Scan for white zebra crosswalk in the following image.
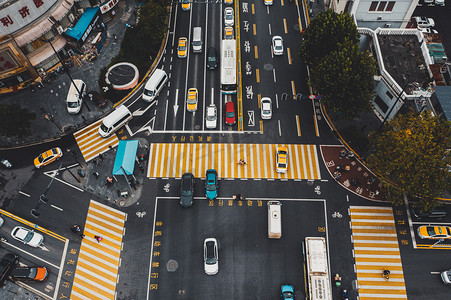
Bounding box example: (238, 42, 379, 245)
(350, 206, 407, 299)
(147, 143, 321, 179)
(71, 200, 127, 300)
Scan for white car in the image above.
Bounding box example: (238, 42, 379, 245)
(264, 0, 273, 5)
(224, 7, 234, 27)
(414, 16, 435, 28)
(205, 104, 217, 129)
(204, 238, 218, 275)
(11, 226, 44, 248)
(418, 27, 438, 34)
(435, 0, 444, 5)
(261, 97, 272, 119)
(272, 36, 284, 55)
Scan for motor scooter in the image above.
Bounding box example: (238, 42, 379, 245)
(0, 157, 12, 168)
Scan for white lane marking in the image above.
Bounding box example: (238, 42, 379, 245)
(278, 120, 282, 136)
(19, 191, 30, 197)
(273, 68, 276, 82)
(51, 205, 63, 211)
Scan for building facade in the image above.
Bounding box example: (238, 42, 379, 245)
(0, 0, 120, 94)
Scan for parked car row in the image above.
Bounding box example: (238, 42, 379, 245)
(179, 169, 218, 208)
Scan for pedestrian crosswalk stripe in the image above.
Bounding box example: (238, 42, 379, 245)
(350, 206, 407, 300)
(73, 120, 119, 162)
(71, 200, 126, 300)
(147, 143, 321, 179)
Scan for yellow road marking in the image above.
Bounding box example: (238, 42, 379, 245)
(256, 69, 260, 83)
(287, 48, 292, 65)
(252, 3, 255, 14)
(260, 120, 263, 134)
(291, 81, 295, 96)
(254, 45, 258, 59)
(253, 23, 256, 35)
(258, 94, 261, 108)
(0, 209, 66, 242)
(296, 115, 301, 136)
(283, 18, 287, 33)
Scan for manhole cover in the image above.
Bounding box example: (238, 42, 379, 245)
(167, 259, 179, 272)
(178, 290, 185, 295)
(264, 63, 274, 71)
(194, 124, 201, 130)
(119, 200, 125, 206)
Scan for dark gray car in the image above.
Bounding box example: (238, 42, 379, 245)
(207, 47, 218, 70)
(180, 173, 194, 208)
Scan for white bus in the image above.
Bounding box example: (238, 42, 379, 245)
(305, 237, 331, 300)
(220, 39, 237, 94)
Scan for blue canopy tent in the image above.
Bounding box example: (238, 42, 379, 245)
(65, 7, 100, 43)
(113, 140, 139, 176)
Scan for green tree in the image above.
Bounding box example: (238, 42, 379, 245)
(0, 104, 36, 137)
(310, 40, 376, 119)
(367, 111, 451, 210)
(300, 9, 360, 68)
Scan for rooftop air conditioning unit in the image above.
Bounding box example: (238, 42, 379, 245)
(377, 16, 382, 20)
(68, 13, 74, 22)
(56, 26, 64, 34)
(77, 8, 84, 14)
(385, 23, 391, 28)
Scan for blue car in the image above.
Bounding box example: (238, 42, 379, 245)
(281, 284, 295, 299)
(205, 169, 218, 199)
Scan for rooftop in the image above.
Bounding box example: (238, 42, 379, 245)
(377, 34, 431, 93)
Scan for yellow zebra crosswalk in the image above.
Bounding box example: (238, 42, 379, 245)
(73, 120, 119, 162)
(71, 200, 127, 300)
(350, 206, 407, 299)
(147, 143, 321, 179)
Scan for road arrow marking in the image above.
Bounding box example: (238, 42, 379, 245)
(174, 88, 179, 117)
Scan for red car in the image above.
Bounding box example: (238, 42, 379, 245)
(225, 101, 236, 125)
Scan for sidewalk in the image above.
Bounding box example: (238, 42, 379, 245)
(0, 0, 135, 149)
(321, 145, 386, 202)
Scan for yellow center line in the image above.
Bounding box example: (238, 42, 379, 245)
(254, 45, 258, 59)
(252, 3, 255, 14)
(303, 0, 310, 24)
(258, 94, 262, 108)
(235, 0, 243, 131)
(296, 115, 301, 136)
(0, 209, 67, 242)
(283, 18, 287, 34)
(253, 23, 256, 35)
(291, 80, 296, 96)
(256, 69, 260, 83)
(287, 48, 292, 65)
(281, 0, 285, 6)
(260, 120, 263, 133)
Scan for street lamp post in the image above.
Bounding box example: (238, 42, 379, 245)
(42, 37, 82, 96)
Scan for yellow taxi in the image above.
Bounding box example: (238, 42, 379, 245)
(34, 147, 63, 168)
(417, 225, 451, 239)
(224, 0, 233, 5)
(187, 88, 198, 112)
(181, 0, 191, 11)
(178, 37, 187, 58)
(224, 27, 234, 40)
(276, 146, 288, 173)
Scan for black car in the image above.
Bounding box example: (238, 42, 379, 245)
(207, 47, 218, 70)
(411, 205, 447, 220)
(180, 173, 194, 208)
(0, 253, 18, 285)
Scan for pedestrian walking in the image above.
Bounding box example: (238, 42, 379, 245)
(93, 171, 99, 178)
(71, 225, 80, 233)
(116, 189, 121, 197)
(94, 235, 102, 243)
(79, 232, 85, 238)
(98, 153, 104, 161)
(106, 176, 113, 186)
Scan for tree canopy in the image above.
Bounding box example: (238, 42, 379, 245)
(309, 40, 376, 119)
(300, 9, 360, 68)
(300, 9, 376, 120)
(367, 111, 451, 210)
(0, 104, 36, 137)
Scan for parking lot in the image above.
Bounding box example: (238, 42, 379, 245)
(148, 197, 328, 299)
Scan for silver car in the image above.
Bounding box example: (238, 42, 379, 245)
(224, 7, 234, 27)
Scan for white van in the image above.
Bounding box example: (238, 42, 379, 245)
(142, 69, 168, 102)
(98, 105, 132, 137)
(66, 79, 86, 114)
(192, 27, 203, 53)
(267, 201, 282, 239)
